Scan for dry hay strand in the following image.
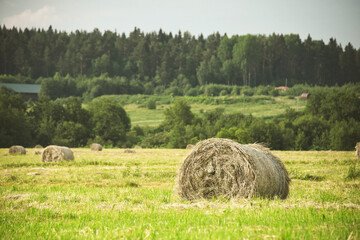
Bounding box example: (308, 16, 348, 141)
(34, 144, 43, 149)
(186, 144, 195, 149)
(177, 138, 290, 201)
(9, 145, 26, 155)
(90, 143, 102, 151)
(42, 145, 74, 162)
(124, 148, 136, 153)
(355, 142, 360, 159)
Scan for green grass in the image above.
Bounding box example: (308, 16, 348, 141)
(121, 95, 306, 127)
(1, 148, 359, 239)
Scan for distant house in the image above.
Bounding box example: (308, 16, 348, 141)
(300, 93, 310, 99)
(0, 83, 41, 101)
(275, 86, 289, 91)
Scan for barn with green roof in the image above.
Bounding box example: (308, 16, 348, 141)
(0, 83, 41, 101)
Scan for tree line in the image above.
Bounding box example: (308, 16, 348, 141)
(1, 26, 359, 91)
(1, 84, 359, 150)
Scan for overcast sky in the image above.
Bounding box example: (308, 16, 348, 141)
(0, 0, 359, 48)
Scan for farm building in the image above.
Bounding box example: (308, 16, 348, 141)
(0, 83, 41, 101)
(300, 93, 310, 99)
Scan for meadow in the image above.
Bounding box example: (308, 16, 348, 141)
(0, 148, 359, 239)
(118, 95, 307, 127)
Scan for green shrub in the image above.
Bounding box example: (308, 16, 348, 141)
(270, 89, 280, 97)
(146, 98, 156, 109)
(186, 88, 199, 96)
(219, 89, 228, 96)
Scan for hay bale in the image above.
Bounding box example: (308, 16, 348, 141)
(42, 145, 74, 162)
(34, 150, 42, 155)
(135, 145, 142, 149)
(34, 145, 43, 149)
(186, 144, 195, 149)
(177, 138, 290, 200)
(124, 148, 136, 153)
(90, 143, 102, 151)
(9, 146, 26, 155)
(356, 142, 360, 159)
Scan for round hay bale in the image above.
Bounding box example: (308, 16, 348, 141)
(186, 144, 195, 149)
(90, 143, 102, 151)
(42, 145, 74, 162)
(177, 138, 290, 200)
(134, 145, 142, 149)
(34, 145, 43, 149)
(124, 148, 136, 153)
(9, 146, 26, 155)
(355, 142, 360, 159)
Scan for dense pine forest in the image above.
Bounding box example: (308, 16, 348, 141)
(1, 26, 359, 91)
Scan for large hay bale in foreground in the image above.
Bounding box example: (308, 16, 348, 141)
(90, 143, 102, 151)
(42, 145, 74, 162)
(356, 142, 360, 159)
(9, 146, 26, 155)
(178, 138, 290, 200)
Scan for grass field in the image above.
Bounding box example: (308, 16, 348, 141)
(0, 148, 359, 239)
(122, 96, 306, 127)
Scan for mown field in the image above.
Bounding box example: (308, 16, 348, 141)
(120, 95, 306, 127)
(0, 148, 359, 239)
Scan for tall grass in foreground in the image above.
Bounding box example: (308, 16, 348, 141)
(0, 149, 359, 239)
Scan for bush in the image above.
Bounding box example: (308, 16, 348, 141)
(231, 86, 240, 96)
(255, 85, 271, 95)
(270, 89, 280, 97)
(186, 88, 199, 96)
(241, 87, 254, 96)
(164, 86, 183, 96)
(205, 84, 222, 96)
(146, 98, 157, 109)
(154, 86, 164, 95)
(219, 89, 228, 96)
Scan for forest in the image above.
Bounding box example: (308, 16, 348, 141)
(0, 26, 360, 150)
(1, 25, 360, 93)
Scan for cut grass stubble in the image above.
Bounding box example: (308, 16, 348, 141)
(0, 148, 359, 239)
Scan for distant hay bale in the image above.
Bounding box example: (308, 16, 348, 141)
(42, 145, 74, 162)
(34, 150, 42, 155)
(9, 146, 26, 155)
(90, 143, 102, 151)
(186, 144, 195, 149)
(356, 142, 360, 159)
(34, 145, 43, 149)
(124, 148, 136, 153)
(135, 145, 142, 149)
(177, 138, 290, 201)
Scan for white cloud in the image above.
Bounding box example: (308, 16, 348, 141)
(2, 5, 58, 29)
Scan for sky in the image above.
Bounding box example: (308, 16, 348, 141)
(0, 0, 359, 48)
